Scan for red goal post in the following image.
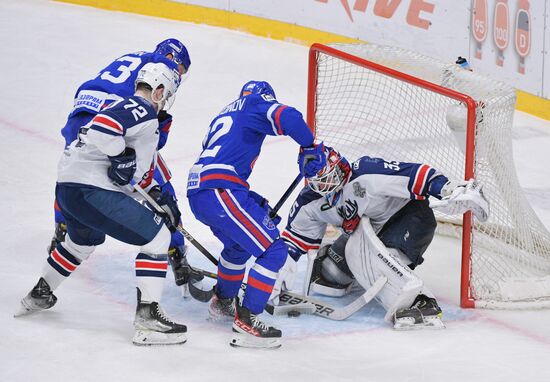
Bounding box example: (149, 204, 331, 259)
(307, 43, 550, 309)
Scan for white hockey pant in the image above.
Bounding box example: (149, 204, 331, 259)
(345, 217, 423, 321)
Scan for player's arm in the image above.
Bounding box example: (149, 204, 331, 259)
(282, 188, 327, 261)
(354, 156, 489, 221)
(157, 110, 172, 150)
(254, 99, 326, 176)
(352, 156, 448, 200)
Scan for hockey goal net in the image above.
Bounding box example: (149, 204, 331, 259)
(307, 43, 550, 308)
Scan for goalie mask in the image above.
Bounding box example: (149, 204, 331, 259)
(307, 147, 351, 206)
(135, 62, 181, 111)
(239, 80, 276, 100)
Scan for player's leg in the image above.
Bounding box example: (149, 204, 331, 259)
(155, 180, 190, 287)
(204, 231, 249, 321)
(345, 216, 425, 323)
(16, 187, 104, 316)
(377, 200, 443, 329)
(189, 189, 284, 348)
(67, 186, 187, 345)
(27, 185, 185, 344)
(46, 112, 95, 254)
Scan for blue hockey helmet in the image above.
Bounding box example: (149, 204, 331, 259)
(239, 80, 276, 100)
(155, 38, 191, 72)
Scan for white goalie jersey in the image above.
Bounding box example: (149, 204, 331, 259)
(282, 156, 448, 257)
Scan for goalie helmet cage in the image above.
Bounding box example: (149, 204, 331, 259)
(307, 43, 550, 309)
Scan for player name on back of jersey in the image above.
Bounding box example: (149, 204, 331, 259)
(219, 98, 246, 115)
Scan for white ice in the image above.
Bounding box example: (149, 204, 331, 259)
(1, 1, 549, 381)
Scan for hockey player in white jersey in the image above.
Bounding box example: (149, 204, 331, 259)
(274, 146, 489, 329)
(16, 62, 188, 345)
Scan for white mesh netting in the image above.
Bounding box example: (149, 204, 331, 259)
(311, 43, 550, 308)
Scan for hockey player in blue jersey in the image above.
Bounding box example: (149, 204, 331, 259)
(186, 80, 326, 348)
(272, 146, 489, 330)
(17, 62, 188, 345)
(48, 39, 192, 290)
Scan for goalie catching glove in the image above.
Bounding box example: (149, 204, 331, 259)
(430, 179, 489, 222)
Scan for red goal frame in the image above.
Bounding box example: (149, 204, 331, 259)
(306, 43, 478, 308)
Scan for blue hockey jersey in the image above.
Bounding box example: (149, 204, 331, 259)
(61, 52, 178, 144)
(187, 93, 314, 194)
(71, 52, 178, 117)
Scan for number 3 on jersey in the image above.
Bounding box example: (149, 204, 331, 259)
(100, 56, 141, 84)
(200, 115, 233, 158)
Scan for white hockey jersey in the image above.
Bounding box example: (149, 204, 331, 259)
(57, 96, 159, 193)
(282, 156, 447, 256)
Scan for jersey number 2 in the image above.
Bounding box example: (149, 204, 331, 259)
(200, 115, 233, 158)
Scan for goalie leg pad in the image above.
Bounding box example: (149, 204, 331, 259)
(345, 217, 423, 321)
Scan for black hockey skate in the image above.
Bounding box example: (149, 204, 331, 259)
(231, 297, 281, 349)
(46, 222, 67, 255)
(393, 294, 444, 330)
(132, 288, 187, 346)
(15, 277, 57, 317)
(208, 292, 236, 321)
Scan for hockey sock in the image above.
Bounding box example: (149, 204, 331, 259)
(243, 264, 277, 314)
(43, 243, 82, 290)
(135, 253, 168, 302)
(216, 257, 246, 299)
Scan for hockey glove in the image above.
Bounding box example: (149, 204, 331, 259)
(168, 245, 191, 286)
(342, 214, 361, 235)
(298, 142, 326, 178)
(108, 147, 136, 186)
(157, 110, 173, 150)
(148, 186, 182, 231)
(429, 179, 489, 222)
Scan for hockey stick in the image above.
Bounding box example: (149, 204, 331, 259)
(192, 265, 384, 320)
(269, 173, 303, 218)
(190, 267, 317, 316)
(280, 276, 387, 321)
(130, 180, 218, 266)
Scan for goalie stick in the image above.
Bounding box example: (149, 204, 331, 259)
(279, 276, 387, 321)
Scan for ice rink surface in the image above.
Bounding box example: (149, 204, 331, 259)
(1, 1, 549, 381)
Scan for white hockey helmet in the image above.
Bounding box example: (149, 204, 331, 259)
(135, 62, 181, 110)
(307, 147, 351, 206)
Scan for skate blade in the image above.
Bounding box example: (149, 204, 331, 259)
(14, 300, 41, 317)
(132, 330, 187, 346)
(14, 305, 33, 317)
(393, 316, 446, 331)
(230, 332, 281, 349)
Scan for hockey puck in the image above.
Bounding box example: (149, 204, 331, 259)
(287, 310, 301, 317)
